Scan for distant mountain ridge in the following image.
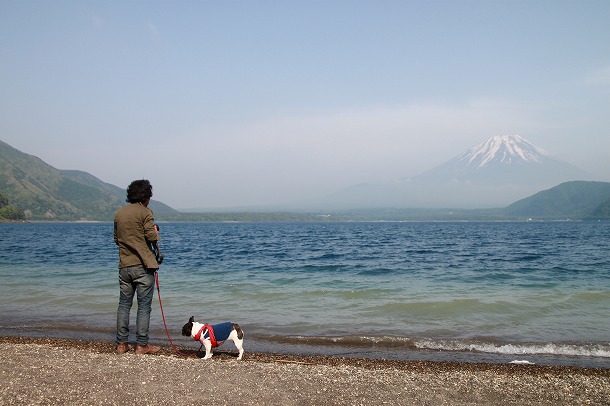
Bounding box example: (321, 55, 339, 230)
(0, 140, 177, 220)
(297, 180, 610, 221)
(319, 135, 597, 209)
(2, 139, 609, 221)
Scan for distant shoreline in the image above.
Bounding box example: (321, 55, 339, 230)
(3, 218, 603, 224)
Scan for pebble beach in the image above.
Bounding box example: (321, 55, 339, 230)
(1, 336, 609, 405)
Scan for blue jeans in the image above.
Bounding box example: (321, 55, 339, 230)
(116, 265, 156, 346)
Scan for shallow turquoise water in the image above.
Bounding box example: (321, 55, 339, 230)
(1, 221, 609, 367)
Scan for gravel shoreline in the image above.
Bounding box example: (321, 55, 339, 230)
(1, 336, 609, 405)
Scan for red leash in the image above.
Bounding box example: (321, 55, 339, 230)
(155, 271, 202, 358)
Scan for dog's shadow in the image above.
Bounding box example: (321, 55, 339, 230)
(178, 347, 242, 360)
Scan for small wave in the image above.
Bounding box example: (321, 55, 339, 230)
(415, 339, 610, 358)
(253, 333, 610, 360)
(510, 360, 535, 365)
(255, 334, 418, 350)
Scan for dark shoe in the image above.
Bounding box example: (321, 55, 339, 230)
(135, 344, 160, 355)
(116, 342, 132, 354)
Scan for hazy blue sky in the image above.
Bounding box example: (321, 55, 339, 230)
(1, 1, 609, 209)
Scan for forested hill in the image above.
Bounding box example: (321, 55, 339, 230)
(502, 181, 610, 220)
(0, 140, 177, 221)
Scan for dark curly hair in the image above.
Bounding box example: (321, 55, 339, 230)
(126, 179, 153, 204)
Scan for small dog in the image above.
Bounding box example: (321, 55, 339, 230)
(181, 316, 244, 360)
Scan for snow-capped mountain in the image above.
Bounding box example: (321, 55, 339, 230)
(415, 134, 590, 187)
(458, 134, 547, 168)
(319, 135, 595, 209)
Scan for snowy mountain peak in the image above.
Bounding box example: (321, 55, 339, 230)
(460, 135, 549, 168)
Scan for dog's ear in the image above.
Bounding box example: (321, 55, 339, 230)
(189, 316, 195, 323)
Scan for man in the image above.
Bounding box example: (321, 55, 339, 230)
(114, 179, 162, 355)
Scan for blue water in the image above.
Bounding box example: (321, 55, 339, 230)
(1, 221, 609, 368)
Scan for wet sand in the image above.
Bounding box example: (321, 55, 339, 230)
(1, 336, 609, 405)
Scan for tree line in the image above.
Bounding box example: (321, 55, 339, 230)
(0, 193, 25, 221)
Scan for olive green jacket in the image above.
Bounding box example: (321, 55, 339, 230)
(114, 203, 160, 269)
